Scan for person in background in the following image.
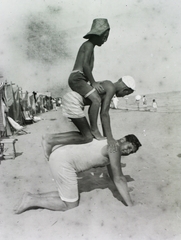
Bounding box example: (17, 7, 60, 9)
(52, 98, 57, 111)
(142, 95, 147, 111)
(111, 95, 119, 109)
(152, 99, 158, 111)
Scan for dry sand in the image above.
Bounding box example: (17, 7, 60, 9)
(0, 96, 181, 240)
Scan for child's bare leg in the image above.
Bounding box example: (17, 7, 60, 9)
(42, 117, 93, 159)
(14, 191, 78, 214)
(42, 132, 80, 159)
(87, 92, 105, 140)
(42, 132, 87, 159)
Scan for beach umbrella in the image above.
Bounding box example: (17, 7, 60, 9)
(135, 95, 141, 100)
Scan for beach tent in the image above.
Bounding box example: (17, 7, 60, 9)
(13, 86, 23, 124)
(0, 82, 13, 137)
(0, 82, 6, 137)
(35, 92, 52, 113)
(4, 83, 16, 121)
(4, 83, 23, 125)
(21, 91, 31, 111)
(29, 94, 36, 115)
(4, 85, 33, 132)
(20, 91, 34, 124)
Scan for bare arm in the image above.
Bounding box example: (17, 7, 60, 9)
(100, 81, 118, 151)
(82, 42, 104, 93)
(107, 149, 133, 206)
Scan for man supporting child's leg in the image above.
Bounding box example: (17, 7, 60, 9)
(42, 117, 94, 159)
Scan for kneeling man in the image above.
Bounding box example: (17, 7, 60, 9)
(14, 134, 141, 214)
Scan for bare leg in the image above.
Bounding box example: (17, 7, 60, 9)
(42, 132, 83, 159)
(14, 191, 78, 214)
(42, 117, 93, 159)
(87, 92, 105, 140)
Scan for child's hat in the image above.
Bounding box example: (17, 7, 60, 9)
(122, 76, 136, 90)
(83, 18, 110, 39)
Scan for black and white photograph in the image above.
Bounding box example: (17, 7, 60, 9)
(0, 1, 181, 239)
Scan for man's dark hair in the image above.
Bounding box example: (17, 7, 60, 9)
(125, 134, 142, 152)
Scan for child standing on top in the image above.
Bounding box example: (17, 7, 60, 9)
(68, 18, 110, 140)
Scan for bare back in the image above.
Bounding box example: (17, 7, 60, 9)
(73, 41, 94, 72)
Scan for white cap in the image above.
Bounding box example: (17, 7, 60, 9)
(122, 76, 136, 90)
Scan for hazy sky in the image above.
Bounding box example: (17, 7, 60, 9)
(0, 0, 181, 96)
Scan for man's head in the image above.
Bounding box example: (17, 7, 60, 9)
(115, 76, 135, 97)
(118, 134, 142, 156)
(83, 18, 110, 46)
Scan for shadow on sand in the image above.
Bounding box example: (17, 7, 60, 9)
(78, 166, 134, 206)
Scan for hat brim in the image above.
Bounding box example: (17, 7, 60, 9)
(83, 27, 110, 39)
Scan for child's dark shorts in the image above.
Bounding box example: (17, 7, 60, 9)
(68, 70, 95, 98)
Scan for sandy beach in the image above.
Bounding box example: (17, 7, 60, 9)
(0, 93, 181, 240)
(1, 0, 181, 239)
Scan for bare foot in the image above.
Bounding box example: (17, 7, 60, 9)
(14, 192, 33, 214)
(91, 130, 106, 140)
(41, 135, 52, 160)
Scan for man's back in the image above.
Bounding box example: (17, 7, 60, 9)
(49, 139, 109, 172)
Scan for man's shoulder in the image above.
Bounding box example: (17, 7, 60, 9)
(100, 81, 116, 103)
(101, 80, 114, 86)
(102, 80, 115, 92)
